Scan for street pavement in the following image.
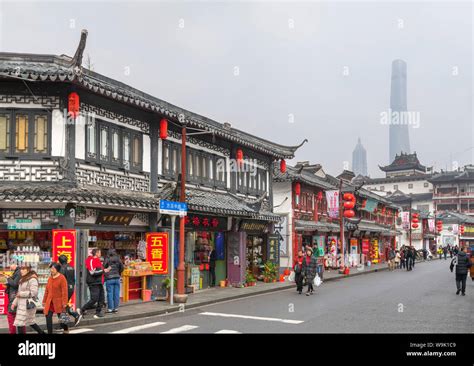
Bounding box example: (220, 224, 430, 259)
(69, 259, 473, 334)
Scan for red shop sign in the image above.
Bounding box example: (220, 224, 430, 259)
(362, 239, 370, 255)
(0, 284, 8, 315)
(146, 232, 169, 275)
(52, 230, 77, 308)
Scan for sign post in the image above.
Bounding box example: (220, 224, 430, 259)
(159, 200, 188, 305)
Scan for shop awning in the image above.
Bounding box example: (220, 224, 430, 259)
(0, 183, 161, 211)
(294, 220, 340, 233)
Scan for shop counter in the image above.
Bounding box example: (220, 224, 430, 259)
(122, 271, 154, 303)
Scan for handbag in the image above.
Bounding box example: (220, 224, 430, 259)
(26, 296, 41, 310)
(59, 312, 71, 325)
(288, 271, 295, 282)
(313, 274, 322, 287)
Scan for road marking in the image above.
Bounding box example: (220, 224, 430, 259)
(161, 325, 199, 334)
(112, 321, 167, 334)
(200, 312, 304, 324)
(68, 328, 94, 334)
(215, 329, 241, 334)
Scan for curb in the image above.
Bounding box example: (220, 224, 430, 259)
(0, 260, 428, 332)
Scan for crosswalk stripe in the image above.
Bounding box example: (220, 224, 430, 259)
(112, 321, 167, 334)
(200, 312, 304, 324)
(161, 325, 199, 334)
(68, 328, 94, 334)
(215, 329, 241, 334)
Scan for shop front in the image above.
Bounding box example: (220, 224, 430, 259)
(242, 220, 275, 281)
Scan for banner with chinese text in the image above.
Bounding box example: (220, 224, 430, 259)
(146, 232, 169, 275)
(52, 230, 76, 307)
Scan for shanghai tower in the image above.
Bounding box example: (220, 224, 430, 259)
(389, 59, 411, 162)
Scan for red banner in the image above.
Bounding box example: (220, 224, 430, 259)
(52, 230, 76, 307)
(146, 232, 169, 275)
(362, 239, 370, 255)
(0, 284, 7, 315)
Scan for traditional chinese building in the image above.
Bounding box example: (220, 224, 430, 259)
(0, 30, 305, 305)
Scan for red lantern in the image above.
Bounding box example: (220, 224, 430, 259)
(236, 148, 244, 163)
(381, 207, 386, 215)
(159, 118, 168, 139)
(412, 218, 419, 224)
(412, 223, 419, 229)
(343, 193, 355, 201)
(460, 225, 465, 235)
(280, 159, 287, 173)
(317, 191, 323, 201)
(68, 92, 80, 118)
(344, 201, 355, 209)
(295, 182, 301, 196)
(343, 210, 355, 218)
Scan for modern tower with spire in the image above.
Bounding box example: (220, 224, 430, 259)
(389, 59, 411, 162)
(352, 137, 368, 177)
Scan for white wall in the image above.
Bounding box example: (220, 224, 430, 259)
(273, 181, 293, 268)
(142, 135, 151, 173)
(75, 114, 86, 160)
(52, 109, 66, 157)
(365, 179, 432, 195)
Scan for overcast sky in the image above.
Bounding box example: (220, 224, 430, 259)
(0, 0, 472, 177)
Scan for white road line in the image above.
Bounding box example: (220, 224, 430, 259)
(161, 325, 199, 334)
(68, 328, 94, 334)
(215, 329, 241, 334)
(200, 312, 304, 324)
(111, 321, 166, 334)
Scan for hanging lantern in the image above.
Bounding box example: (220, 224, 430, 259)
(343, 210, 355, 218)
(68, 92, 80, 118)
(381, 207, 386, 215)
(317, 191, 323, 201)
(344, 201, 355, 209)
(295, 182, 301, 196)
(343, 193, 355, 201)
(412, 223, 419, 229)
(280, 159, 287, 173)
(236, 148, 244, 163)
(460, 225, 465, 235)
(159, 118, 168, 139)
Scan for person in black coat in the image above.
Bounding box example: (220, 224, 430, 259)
(104, 249, 124, 313)
(293, 250, 304, 295)
(450, 247, 472, 296)
(58, 255, 80, 323)
(209, 248, 217, 287)
(405, 247, 413, 271)
(302, 247, 318, 296)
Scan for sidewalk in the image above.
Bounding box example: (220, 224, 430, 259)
(0, 260, 425, 333)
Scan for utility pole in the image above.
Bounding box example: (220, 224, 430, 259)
(339, 179, 345, 268)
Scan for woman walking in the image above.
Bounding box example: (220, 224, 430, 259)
(293, 250, 304, 295)
(394, 250, 401, 270)
(42, 263, 69, 334)
(104, 249, 124, 313)
(11, 265, 44, 334)
(302, 247, 318, 296)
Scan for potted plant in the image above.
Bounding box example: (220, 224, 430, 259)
(263, 261, 278, 283)
(162, 277, 175, 302)
(245, 271, 256, 286)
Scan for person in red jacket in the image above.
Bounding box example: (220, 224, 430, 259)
(77, 249, 110, 322)
(293, 250, 304, 295)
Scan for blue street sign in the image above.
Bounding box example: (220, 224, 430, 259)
(159, 200, 188, 215)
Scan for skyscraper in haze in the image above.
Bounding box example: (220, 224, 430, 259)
(352, 137, 368, 177)
(389, 59, 411, 162)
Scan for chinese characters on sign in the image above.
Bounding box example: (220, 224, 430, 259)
(52, 229, 76, 307)
(96, 212, 135, 226)
(267, 234, 279, 264)
(0, 284, 7, 315)
(325, 190, 339, 219)
(146, 233, 169, 275)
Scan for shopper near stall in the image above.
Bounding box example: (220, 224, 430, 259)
(394, 250, 401, 270)
(104, 249, 124, 313)
(405, 247, 413, 271)
(294, 250, 304, 294)
(450, 247, 472, 296)
(11, 265, 44, 334)
(43, 263, 69, 334)
(302, 247, 317, 296)
(80, 249, 110, 319)
(1, 262, 25, 334)
(208, 247, 217, 288)
(411, 247, 417, 269)
(58, 255, 80, 325)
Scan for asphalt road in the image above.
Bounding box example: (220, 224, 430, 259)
(71, 259, 473, 333)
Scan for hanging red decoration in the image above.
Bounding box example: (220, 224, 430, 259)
(317, 191, 323, 201)
(295, 182, 301, 196)
(381, 207, 386, 215)
(68, 92, 80, 118)
(280, 159, 287, 173)
(344, 201, 355, 209)
(159, 118, 168, 139)
(343, 193, 355, 201)
(343, 210, 355, 218)
(412, 223, 419, 229)
(460, 225, 465, 235)
(236, 148, 244, 163)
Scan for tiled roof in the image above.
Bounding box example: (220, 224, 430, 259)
(294, 220, 340, 232)
(273, 164, 336, 190)
(379, 152, 427, 173)
(0, 183, 161, 210)
(428, 166, 474, 183)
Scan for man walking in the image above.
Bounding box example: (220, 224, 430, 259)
(388, 247, 396, 271)
(406, 247, 413, 271)
(79, 249, 110, 319)
(450, 247, 472, 296)
(411, 246, 416, 269)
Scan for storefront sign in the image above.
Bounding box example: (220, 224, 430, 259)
(326, 190, 340, 219)
(267, 234, 280, 264)
(362, 239, 369, 254)
(0, 284, 7, 315)
(190, 266, 200, 289)
(52, 230, 76, 265)
(165, 214, 227, 231)
(428, 219, 435, 232)
(159, 200, 188, 215)
(452, 224, 459, 235)
(370, 239, 380, 264)
(146, 232, 169, 274)
(401, 212, 410, 229)
(7, 219, 41, 230)
(96, 212, 135, 226)
(350, 238, 358, 254)
(54, 209, 66, 217)
(240, 220, 269, 233)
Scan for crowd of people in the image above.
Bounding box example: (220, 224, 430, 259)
(1, 248, 124, 334)
(386, 245, 419, 271)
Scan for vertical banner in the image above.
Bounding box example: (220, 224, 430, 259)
(326, 190, 340, 219)
(0, 284, 7, 315)
(146, 232, 169, 274)
(362, 239, 370, 254)
(267, 234, 280, 265)
(52, 229, 77, 307)
(401, 212, 410, 229)
(428, 219, 435, 232)
(452, 224, 459, 235)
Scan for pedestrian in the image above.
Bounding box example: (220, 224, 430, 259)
(104, 249, 124, 313)
(302, 247, 318, 296)
(470, 251, 474, 282)
(208, 247, 217, 288)
(293, 250, 304, 294)
(400, 247, 406, 269)
(389, 247, 396, 271)
(453, 246, 459, 256)
(0, 262, 25, 334)
(58, 255, 80, 326)
(411, 247, 416, 269)
(10, 265, 44, 334)
(443, 246, 448, 260)
(422, 248, 428, 261)
(450, 247, 472, 296)
(449, 246, 453, 259)
(79, 249, 110, 319)
(42, 263, 69, 334)
(394, 250, 401, 269)
(406, 247, 413, 271)
(438, 247, 443, 260)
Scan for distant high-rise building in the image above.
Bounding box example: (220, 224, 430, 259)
(352, 137, 368, 177)
(389, 59, 411, 162)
